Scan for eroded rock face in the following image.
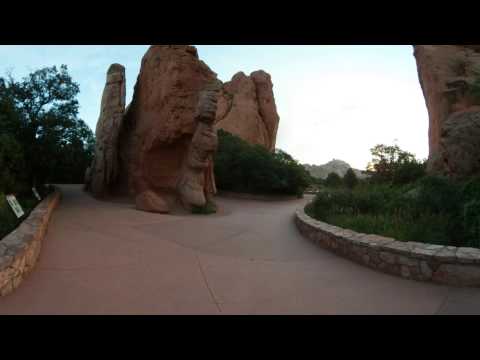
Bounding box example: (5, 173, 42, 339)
(177, 84, 220, 209)
(414, 45, 480, 178)
(87, 64, 126, 197)
(215, 70, 279, 151)
(115, 45, 220, 213)
(87, 46, 280, 213)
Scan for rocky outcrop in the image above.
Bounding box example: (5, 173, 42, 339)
(303, 159, 368, 180)
(87, 46, 281, 213)
(115, 45, 220, 213)
(414, 45, 480, 178)
(215, 70, 279, 151)
(177, 84, 220, 209)
(87, 64, 126, 197)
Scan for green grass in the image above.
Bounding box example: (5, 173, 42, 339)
(191, 200, 217, 215)
(310, 211, 452, 246)
(305, 176, 480, 248)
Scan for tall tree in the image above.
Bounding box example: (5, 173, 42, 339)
(325, 172, 342, 188)
(2, 65, 94, 186)
(366, 144, 423, 184)
(344, 168, 358, 189)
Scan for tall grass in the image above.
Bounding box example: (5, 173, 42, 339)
(305, 176, 480, 248)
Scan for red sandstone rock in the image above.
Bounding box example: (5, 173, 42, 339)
(87, 64, 126, 197)
(177, 84, 220, 209)
(115, 45, 220, 213)
(135, 190, 170, 214)
(215, 70, 279, 151)
(414, 45, 480, 178)
(88, 46, 280, 212)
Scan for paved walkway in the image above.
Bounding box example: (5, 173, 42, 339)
(1, 185, 480, 314)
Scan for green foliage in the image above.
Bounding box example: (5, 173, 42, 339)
(306, 175, 480, 248)
(0, 194, 17, 239)
(215, 129, 310, 197)
(366, 144, 426, 185)
(0, 65, 94, 192)
(325, 172, 342, 188)
(0, 133, 27, 194)
(0, 187, 53, 239)
(343, 168, 358, 189)
(191, 200, 217, 215)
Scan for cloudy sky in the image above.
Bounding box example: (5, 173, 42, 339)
(0, 45, 429, 170)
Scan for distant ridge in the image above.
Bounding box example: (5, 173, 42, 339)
(303, 159, 368, 179)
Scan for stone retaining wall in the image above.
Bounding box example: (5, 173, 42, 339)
(295, 207, 480, 287)
(0, 189, 61, 296)
(218, 191, 299, 202)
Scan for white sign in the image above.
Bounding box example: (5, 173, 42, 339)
(32, 187, 41, 201)
(6, 195, 25, 218)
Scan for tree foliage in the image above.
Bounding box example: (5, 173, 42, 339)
(343, 168, 358, 189)
(214, 129, 310, 197)
(325, 172, 342, 188)
(0, 65, 94, 193)
(366, 144, 426, 185)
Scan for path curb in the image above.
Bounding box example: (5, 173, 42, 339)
(295, 206, 480, 287)
(0, 188, 62, 296)
(217, 191, 299, 202)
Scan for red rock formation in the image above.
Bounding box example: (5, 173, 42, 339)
(177, 84, 220, 209)
(86, 63, 126, 197)
(88, 45, 280, 213)
(115, 45, 220, 213)
(414, 45, 480, 178)
(215, 70, 279, 151)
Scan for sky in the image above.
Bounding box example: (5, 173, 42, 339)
(0, 45, 429, 170)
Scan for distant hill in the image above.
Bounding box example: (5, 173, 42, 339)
(303, 159, 368, 179)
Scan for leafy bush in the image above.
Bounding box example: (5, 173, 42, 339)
(0, 183, 54, 239)
(306, 175, 480, 248)
(343, 168, 358, 189)
(191, 200, 217, 215)
(0, 193, 19, 239)
(215, 129, 310, 197)
(325, 172, 342, 188)
(366, 144, 426, 185)
(0, 133, 27, 194)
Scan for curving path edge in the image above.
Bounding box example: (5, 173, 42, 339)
(1, 185, 480, 314)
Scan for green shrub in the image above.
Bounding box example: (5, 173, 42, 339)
(366, 144, 426, 185)
(191, 200, 217, 215)
(0, 191, 42, 239)
(343, 168, 358, 189)
(463, 199, 480, 247)
(215, 129, 310, 197)
(306, 175, 480, 248)
(0, 133, 27, 194)
(391, 161, 426, 185)
(0, 193, 19, 239)
(325, 172, 342, 188)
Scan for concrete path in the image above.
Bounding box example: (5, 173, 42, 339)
(1, 184, 480, 314)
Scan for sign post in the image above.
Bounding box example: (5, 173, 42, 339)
(6, 195, 25, 218)
(32, 187, 41, 201)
